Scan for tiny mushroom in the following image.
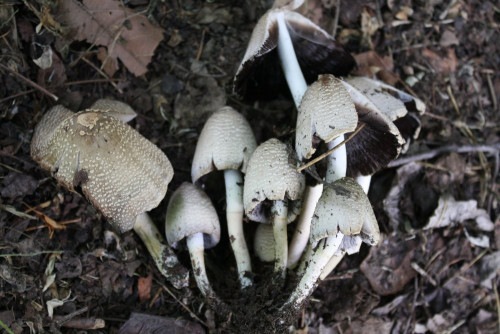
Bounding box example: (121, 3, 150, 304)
(243, 138, 305, 279)
(30, 101, 189, 289)
(191, 106, 257, 288)
(165, 182, 221, 300)
(285, 177, 379, 310)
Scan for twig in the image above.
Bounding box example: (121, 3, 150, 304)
(447, 85, 460, 116)
(388, 143, 500, 168)
(484, 71, 497, 111)
(0, 250, 63, 258)
(297, 123, 366, 172)
(494, 279, 500, 334)
(158, 282, 208, 327)
(0, 89, 36, 104)
(443, 249, 488, 287)
(331, 0, 340, 37)
(0, 63, 58, 101)
(196, 28, 207, 61)
(54, 307, 88, 326)
(81, 57, 123, 94)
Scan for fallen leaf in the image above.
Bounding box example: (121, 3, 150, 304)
(424, 195, 494, 231)
(97, 46, 119, 77)
(440, 29, 459, 47)
(57, 0, 164, 76)
(422, 48, 458, 75)
(137, 274, 152, 303)
(353, 50, 397, 85)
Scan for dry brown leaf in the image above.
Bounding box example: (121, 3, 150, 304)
(422, 48, 458, 75)
(137, 274, 152, 303)
(57, 0, 164, 76)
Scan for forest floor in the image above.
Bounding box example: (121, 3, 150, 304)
(0, 0, 499, 333)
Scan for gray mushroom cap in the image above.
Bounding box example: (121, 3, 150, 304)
(191, 106, 257, 183)
(243, 138, 305, 223)
(295, 74, 358, 161)
(310, 177, 379, 245)
(90, 99, 137, 123)
(165, 182, 221, 249)
(31, 107, 173, 233)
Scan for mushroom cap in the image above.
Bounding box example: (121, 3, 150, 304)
(295, 74, 358, 161)
(191, 106, 257, 183)
(254, 224, 276, 262)
(233, 9, 355, 100)
(165, 182, 220, 249)
(31, 107, 173, 233)
(90, 99, 137, 123)
(309, 177, 378, 244)
(339, 80, 405, 177)
(243, 138, 305, 223)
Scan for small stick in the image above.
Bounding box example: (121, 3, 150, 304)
(443, 248, 488, 287)
(81, 57, 123, 94)
(61, 318, 105, 330)
(158, 282, 208, 327)
(54, 307, 88, 326)
(196, 28, 207, 61)
(0, 63, 58, 101)
(494, 279, 500, 334)
(388, 143, 500, 168)
(297, 123, 366, 172)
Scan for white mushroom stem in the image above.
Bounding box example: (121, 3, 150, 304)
(355, 174, 372, 194)
(133, 213, 188, 290)
(287, 183, 323, 268)
(272, 199, 289, 278)
(276, 11, 308, 107)
(224, 169, 252, 288)
(325, 136, 347, 183)
(186, 232, 218, 300)
(284, 233, 344, 310)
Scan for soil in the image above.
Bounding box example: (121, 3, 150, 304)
(1, 0, 499, 333)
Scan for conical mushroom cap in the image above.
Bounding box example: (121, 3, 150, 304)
(165, 182, 220, 249)
(295, 74, 358, 161)
(309, 177, 377, 243)
(233, 9, 355, 100)
(243, 138, 305, 223)
(31, 108, 173, 233)
(90, 99, 137, 123)
(254, 224, 275, 262)
(339, 80, 405, 176)
(191, 106, 257, 183)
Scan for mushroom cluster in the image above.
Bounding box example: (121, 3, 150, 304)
(29, 0, 426, 330)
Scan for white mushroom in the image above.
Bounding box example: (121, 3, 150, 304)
(254, 224, 275, 263)
(191, 106, 257, 288)
(244, 138, 305, 279)
(165, 183, 221, 300)
(31, 102, 188, 289)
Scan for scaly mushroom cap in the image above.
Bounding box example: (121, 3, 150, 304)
(310, 177, 379, 244)
(165, 182, 220, 249)
(295, 74, 358, 161)
(31, 108, 173, 233)
(233, 9, 355, 100)
(243, 138, 305, 223)
(339, 80, 405, 177)
(254, 224, 276, 262)
(90, 99, 137, 123)
(191, 106, 257, 183)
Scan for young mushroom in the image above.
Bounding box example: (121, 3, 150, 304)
(30, 102, 189, 289)
(254, 224, 276, 263)
(243, 138, 305, 279)
(165, 182, 221, 300)
(191, 106, 257, 288)
(284, 177, 379, 310)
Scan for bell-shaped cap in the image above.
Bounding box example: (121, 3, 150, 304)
(191, 106, 257, 183)
(310, 177, 379, 245)
(295, 74, 358, 161)
(31, 107, 174, 233)
(254, 224, 275, 262)
(165, 182, 220, 249)
(90, 99, 137, 123)
(243, 138, 305, 223)
(233, 9, 355, 100)
(339, 80, 404, 176)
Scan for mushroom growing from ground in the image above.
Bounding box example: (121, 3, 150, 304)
(191, 106, 257, 288)
(243, 138, 305, 279)
(165, 182, 221, 300)
(254, 224, 275, 263)
(288, 74, 358, 268)
(30, 101, 188, 289)
(284, 177, 379, 311)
